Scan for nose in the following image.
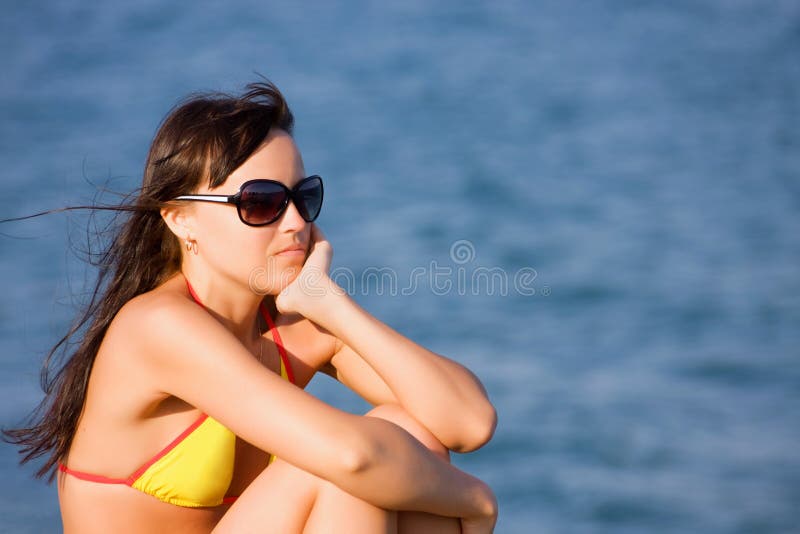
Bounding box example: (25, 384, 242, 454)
(277, 198, 306, 231)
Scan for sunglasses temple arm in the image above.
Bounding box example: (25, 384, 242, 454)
(172, 195, 237, 204)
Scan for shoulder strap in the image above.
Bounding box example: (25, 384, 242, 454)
(259, 302, 296, 384)
(185, 276, 295, 385)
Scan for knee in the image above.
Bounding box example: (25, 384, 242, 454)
(365, 404, 450, 463)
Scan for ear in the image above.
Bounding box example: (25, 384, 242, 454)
(160, 204, 193, 242)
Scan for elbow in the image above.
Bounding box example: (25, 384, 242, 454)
(334, 421, 384, 476)
(469, 403, 498, 451)
(338, 441, 374, 474)
(452, 403, 498, 453)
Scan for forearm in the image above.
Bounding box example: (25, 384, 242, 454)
(322, 287, 497, 451)
(330, 415, 496, 519)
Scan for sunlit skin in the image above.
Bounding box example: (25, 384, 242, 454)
(169, 129, 313, 339)
(57, 128, 498, 533)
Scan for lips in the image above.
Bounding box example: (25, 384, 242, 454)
(275, 244, 306, 255)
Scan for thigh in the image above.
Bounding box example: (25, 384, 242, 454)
(366, 405, 461, 534)
(214, 404, 455, 534)
(212, 458, 319, 534)
(364, 404, 450, 462)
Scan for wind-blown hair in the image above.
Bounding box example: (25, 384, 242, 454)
(2, 79, 294, 481)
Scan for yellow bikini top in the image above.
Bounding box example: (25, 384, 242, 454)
(59, 278, 295, 508)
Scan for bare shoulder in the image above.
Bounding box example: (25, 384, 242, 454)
(80, 281, 201, 430)
(105, 282, 194, 359)
(115, 276, 195, 322)
(115, 284, 229, 370)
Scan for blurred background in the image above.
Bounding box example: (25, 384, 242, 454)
(1, 1, 798, 532)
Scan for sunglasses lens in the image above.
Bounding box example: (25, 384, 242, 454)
(239, 182, 287, 225)
(237, 177, 324, 226)
(295, 176, 323, 222)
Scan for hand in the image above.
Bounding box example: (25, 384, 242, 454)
(275, 223, 343, 320)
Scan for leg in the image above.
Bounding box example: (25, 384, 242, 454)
(212, 458, 394, 534)
(365, 404, 461, 534)
(213, 404, 460, 534)
(302, 478, 398, 534)
(212, 458, 317, 533)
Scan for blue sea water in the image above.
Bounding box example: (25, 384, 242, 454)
(1, 1, 799, 532)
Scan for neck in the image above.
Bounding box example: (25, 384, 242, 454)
(178, 266, 276, 342)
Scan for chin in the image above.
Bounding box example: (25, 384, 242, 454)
(248, 264, 302, 296)
(280, 267, 302, 287)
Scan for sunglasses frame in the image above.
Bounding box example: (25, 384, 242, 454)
(173, 175, 323, 227)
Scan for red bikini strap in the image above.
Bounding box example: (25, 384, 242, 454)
(259, 302, 295, 385)
(185, 276, 295, 384)
(185, 277, 205, 308)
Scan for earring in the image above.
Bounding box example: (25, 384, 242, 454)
(185, 239, 198, 255)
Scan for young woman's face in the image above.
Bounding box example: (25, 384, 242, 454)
(191, 128, 312, 294)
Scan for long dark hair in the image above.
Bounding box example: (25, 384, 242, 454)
(2, 79, 295, 482)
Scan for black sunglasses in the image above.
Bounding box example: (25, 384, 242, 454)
(173, 175, 324, 227)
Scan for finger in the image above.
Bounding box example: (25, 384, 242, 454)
(308, 223, 318, 245)
(312, 222, 327, 243)
(310, 223, 329, 247)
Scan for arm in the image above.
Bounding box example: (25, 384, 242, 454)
(281, 224, 497, 452)
(128, 294, 495, 521)
(322, 302, 497, 452)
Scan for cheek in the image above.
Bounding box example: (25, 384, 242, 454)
(198, 212, 274, 273)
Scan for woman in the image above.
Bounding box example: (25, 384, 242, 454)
(3, 80, 498, 533)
